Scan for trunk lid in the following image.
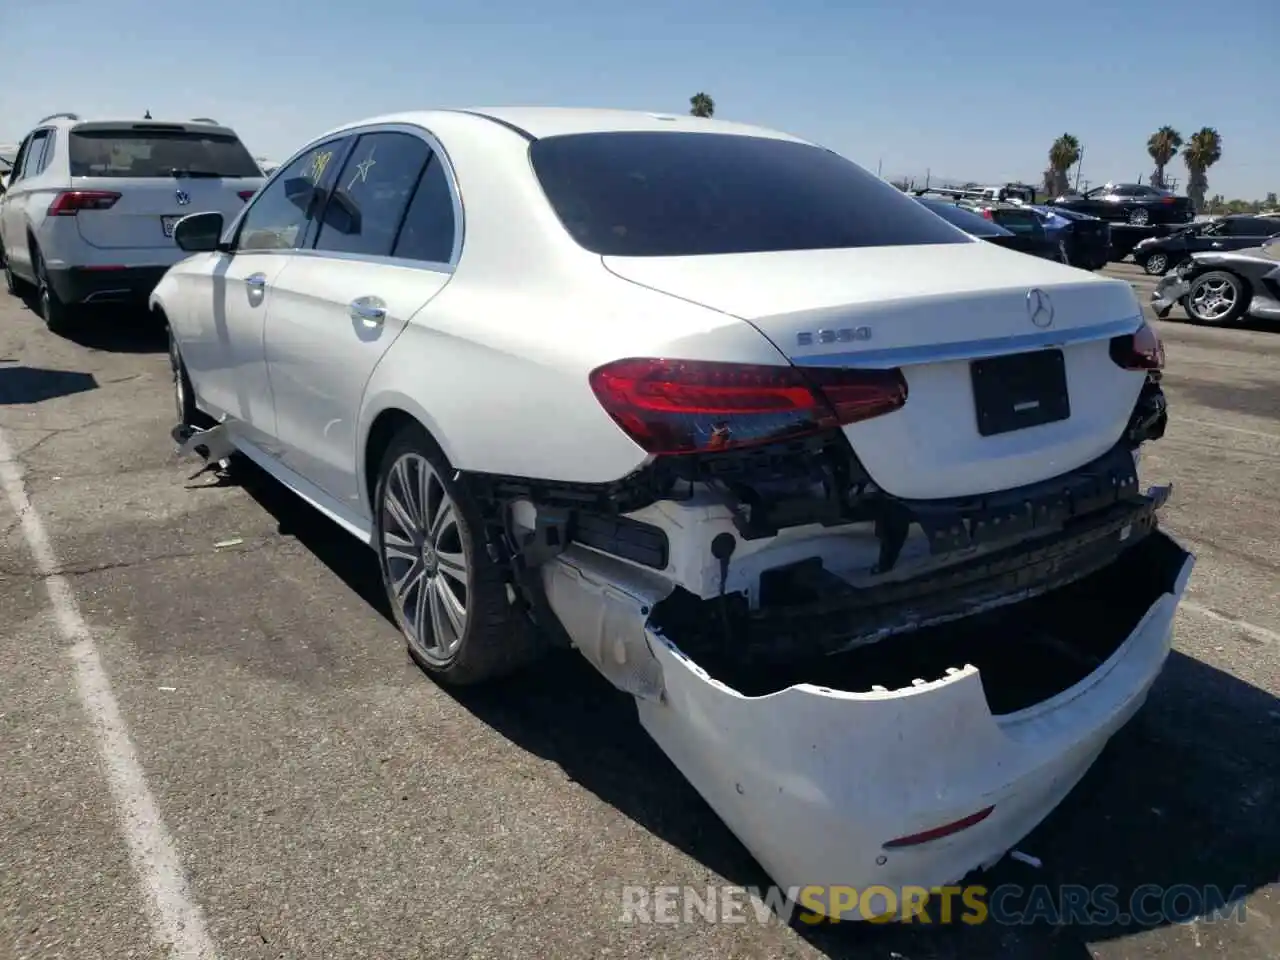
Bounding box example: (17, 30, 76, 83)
(603, 243, 1148, 500)
(73, 176, 256, 250)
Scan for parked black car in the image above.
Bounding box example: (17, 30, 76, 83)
(1132, 214, 1280, 275)
(1151, 238, 1280, 326)
(914, 196, 1063, 261)
(1029, 205, 1112, 270)
(1053, 183, 1195, 227)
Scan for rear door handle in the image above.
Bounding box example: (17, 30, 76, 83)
(245, 273, 267, 288)
(350, 296, 387, 326)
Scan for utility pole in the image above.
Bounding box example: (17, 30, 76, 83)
(1073, 145, 1084, 192)
(877, 157, 882, 178)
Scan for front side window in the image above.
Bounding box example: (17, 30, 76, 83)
(236, 140, 346, 252)
(529, 132, 969, 257)
(68, 125, 261, 178)
(313, 132, 431, 258)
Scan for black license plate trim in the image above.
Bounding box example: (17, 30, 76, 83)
(970, 348, 1070, 437)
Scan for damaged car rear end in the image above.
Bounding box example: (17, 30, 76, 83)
(169, 115, 1192, 922)
(479, 128, 1190, 920)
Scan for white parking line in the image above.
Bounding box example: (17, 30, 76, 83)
(0, 428, 219, 960)
(1182, 601, 1280, 645)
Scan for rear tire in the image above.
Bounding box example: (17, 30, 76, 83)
(32, 246, 73, 333)
(372, 422, 544, 685)
(1142, 252, 1170, 276)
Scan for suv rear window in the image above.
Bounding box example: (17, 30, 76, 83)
(528, 131, 969, 257)
(69, 126, 262, 178)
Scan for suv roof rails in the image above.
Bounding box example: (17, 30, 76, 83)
(36, 112, 81, 125)
(189, 117, 219, 124)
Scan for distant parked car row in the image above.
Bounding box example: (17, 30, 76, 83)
(912, 194, 1110, 270)
(1131, 214, 1280, 275)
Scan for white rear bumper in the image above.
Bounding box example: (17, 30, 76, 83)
(542, 534, 1194, 920)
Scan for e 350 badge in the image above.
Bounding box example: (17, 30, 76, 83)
(796, 326, 872, 346)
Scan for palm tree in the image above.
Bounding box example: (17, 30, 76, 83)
(689, 93, 715, 118)
(1146, 126, 1182, 189)
(1046, 134, 1081, 197)
(1182, 127, 1223, 213)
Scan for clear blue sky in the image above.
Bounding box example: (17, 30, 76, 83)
(4, 0, 1277, 198)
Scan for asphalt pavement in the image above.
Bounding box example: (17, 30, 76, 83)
(1, 263, 1277, 960)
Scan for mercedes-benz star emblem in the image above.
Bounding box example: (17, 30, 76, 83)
(1026, 288, 1054, 328)
(175, 189, 191, 205)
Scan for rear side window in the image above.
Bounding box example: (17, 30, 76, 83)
(392, 154, 457, 264)
(528, 132, 969, 257)
(68, 126, 261, 178)
(313, 131, 431, 258)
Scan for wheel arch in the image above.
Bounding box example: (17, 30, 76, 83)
(359, 398, 456, 518)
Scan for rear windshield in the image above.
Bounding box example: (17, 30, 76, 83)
(528, 132, 969, 257)
(988, 208, 1042, 235)
(69, 127, 262, 179)
(917, 198, 1011, 237)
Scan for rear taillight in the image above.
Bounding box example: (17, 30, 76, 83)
(238, 190, 256, 202)
(980, 209, 993, 220)
(47, 190, 120, 216)
(587, 358, 907, 455)
(1110, 322, 1164, 370)
(1162, 197, 1175, 204)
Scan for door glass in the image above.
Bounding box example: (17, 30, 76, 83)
(235, 140, 344, 252)
(313, 132, 430, 258)
(19, 132, 48, 179)
(392, 153, 457, 264)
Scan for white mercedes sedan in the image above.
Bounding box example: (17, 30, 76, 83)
(151, 107, 1193, 920)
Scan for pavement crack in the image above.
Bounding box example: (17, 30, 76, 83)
(0, 538, 275, 579)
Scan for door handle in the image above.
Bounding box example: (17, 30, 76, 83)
(350, 296, 387, 326)
(245, 273, 267, 288)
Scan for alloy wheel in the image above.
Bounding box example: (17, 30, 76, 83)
(380, 452, 470, 662)
(1187, 276, 1238, 322)
(1144, 253, 1168, 275)
(1128, 208, 1150, 226)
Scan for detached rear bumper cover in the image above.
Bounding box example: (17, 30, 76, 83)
(543, 530, 1194, 920)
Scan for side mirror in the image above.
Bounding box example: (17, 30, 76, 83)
(284, 176, 318, 214)
(173, 211, 225, 253)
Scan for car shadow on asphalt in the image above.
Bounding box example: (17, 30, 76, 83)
(232, 457, 1278, 959)
(0, 363, 98, 405)
(13, 292, 167, 354)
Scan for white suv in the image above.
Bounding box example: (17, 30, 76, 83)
(0, 113, 264, 330)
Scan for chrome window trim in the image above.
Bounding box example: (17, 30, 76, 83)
(229, 121, 464, 275)
(790, 316, 1143, 369)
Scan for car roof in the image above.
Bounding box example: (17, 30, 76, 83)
(313, 107, 814, 146)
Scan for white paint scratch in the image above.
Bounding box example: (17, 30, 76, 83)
(1182, 601, 1280, 646)
(0, 427, 219, 960)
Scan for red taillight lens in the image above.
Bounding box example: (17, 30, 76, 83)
(238, 190, 256, 202)
(980, 209, 993, 220)
(47, 190, 121, 216)
(588, 358, 907, 455)
(1110, 322, 1165, 370)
